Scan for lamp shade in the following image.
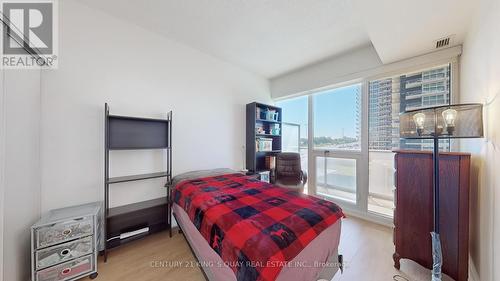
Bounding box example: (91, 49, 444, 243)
(400, 103, 483, 139)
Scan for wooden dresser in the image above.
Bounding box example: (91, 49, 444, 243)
(393, 150, 471, 281)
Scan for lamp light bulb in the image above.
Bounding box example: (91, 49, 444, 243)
(413, 112, 426, 136)
(442, 108, 457, 135)
(413, 113, 426, 129)
(442, 109, 457, 127)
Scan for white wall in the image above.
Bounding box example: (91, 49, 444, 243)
(0, 69, 4, 281)
(460, 0, 500, 280)
(39, 0, 270, 212)
(2, 69, 42, 281)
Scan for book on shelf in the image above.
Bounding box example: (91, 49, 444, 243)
(256, 107, 279, 121)
(256, 138, 273, 152)
(265, 156, 276, 170)
(255, 123, 265, 134)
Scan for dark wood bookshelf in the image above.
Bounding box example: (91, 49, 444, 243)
(256, 133, 281, 137)
(246, 102, 282, 173)
(256, 168, 272, 172)
(103, 103, 172, 261)
(256, 118, 280, 124)
(254, 102, 281, 110)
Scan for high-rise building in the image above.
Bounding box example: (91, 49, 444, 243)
(369, 78, 394, 150)
(368, 64, 451, 151)
(399, 65, 451, 150)
(400, 66, 450, 112)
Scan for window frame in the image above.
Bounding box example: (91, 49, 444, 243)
(310, 82, 363, 153)
(274, 57, 460, 226)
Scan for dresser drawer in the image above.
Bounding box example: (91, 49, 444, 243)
(36, 236, 93, 270)
(36, 254, 94, 281)
(35, 217, 93, 249)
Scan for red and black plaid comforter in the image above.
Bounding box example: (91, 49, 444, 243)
(173, 173, 344, 281)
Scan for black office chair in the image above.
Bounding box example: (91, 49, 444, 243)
(273, 152, 307, 193)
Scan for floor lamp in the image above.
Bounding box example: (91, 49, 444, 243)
(399, 103, 483, 281)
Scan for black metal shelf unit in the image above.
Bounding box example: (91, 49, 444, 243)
(103, 103, 172, 261)
(246, 102, 282, 173)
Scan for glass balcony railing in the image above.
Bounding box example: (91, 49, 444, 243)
(368, 150, 395, 217)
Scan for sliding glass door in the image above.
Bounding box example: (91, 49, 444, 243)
(276, 96, 309, 191)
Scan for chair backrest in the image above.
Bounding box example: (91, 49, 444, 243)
(275, 152, 302, 184)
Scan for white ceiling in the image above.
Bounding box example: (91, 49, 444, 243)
(352, 0, 476, 64)
(78, 0, 476, 78)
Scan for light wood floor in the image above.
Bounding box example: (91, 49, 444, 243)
(84, 217, 451, 281)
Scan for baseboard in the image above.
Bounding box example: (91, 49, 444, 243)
(469, 258, 480, 281)
(341, 207, 394, 228)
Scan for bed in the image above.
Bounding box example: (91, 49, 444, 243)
(171, 169, 344, 281)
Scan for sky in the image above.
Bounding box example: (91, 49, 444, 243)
(277, 84, 360, 139)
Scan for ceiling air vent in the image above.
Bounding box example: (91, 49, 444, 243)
(435, 36, 453, 49)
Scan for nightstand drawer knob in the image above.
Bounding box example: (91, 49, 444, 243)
(60, 249, 70, 256)
(61, 268, 71, 275)
(62, 229, 72, 236)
